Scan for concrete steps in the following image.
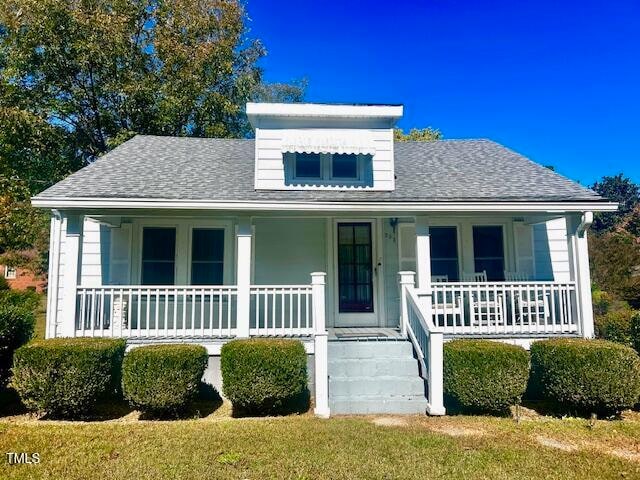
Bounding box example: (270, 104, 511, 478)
(328, 340, 427, 415)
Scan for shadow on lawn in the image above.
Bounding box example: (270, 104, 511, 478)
(230, 389, 311, 418)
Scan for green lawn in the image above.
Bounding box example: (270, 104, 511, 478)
(1, 412, 639, 479)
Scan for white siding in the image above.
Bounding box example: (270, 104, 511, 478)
(253, 218, 327, 285)
(254, 128, 395, 191)
(534, 218, 571, 281)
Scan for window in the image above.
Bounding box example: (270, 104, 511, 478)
(331, 154, 358, 179)
(472, 226, 505, 281)
(289, 153, 366, 183)
(141, 227, 176, 285)
(4, 266, 16, 279)
(295, 153, 321, 179)
(430, 227, 459, 281)
(191, 229, 224, 285)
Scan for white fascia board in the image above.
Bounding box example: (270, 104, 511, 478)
(246, 102, 403, 120)
(31, 196, 619, 213)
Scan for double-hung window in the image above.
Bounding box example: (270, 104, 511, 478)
(4, 266, 16, 279)
(141, 227, 176, 285)
(191, 229, 224, 285)
(472, 226, 505, 281)
(430, 227, 459, 281)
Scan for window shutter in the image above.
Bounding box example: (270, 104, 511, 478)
(513, 222, 535, 277)
(398, 223, 416, 273)
(109, 224, 131, 285)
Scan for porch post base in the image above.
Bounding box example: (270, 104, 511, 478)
(313, 331, 330, 419)
(426, 404, 446, 416)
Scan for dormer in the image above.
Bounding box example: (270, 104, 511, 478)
(247, 103, 403, 191)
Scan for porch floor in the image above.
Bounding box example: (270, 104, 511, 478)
(328, 327, 404, 341)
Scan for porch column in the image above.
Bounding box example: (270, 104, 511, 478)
(59, 213, 84, 337)
(415, 216, 432, 291)
(311, 272, 330, 418)
(236, 217, 252, 338)
(567, 213, 595, 338)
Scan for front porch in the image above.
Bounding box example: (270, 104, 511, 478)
(46, 210, 596, 416)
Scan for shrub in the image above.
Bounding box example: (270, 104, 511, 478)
(221, 338, 308, 415)
(0, 275, 9, 291)
(595, 309, 634, 346)
(630, 312, 640, 354)
(0, 290, 41, 312)
(0, 304, 34, 386)
(530, 338, 640, 416)
(443, 340, 530, 413)
(11, 338, 126, 418)
(122, 344, 208, 416)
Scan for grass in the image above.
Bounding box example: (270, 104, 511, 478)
(34, 295, 46, 339)
(1, 410, 639, 479)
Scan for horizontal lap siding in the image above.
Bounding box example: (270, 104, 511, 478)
(534, 218, 571, 282)
(255, 128, 394, 190)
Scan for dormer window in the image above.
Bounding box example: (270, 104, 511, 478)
(295, 153, 322, 179)
(332, 154, 358, 179)
(286, 152, 370, 186)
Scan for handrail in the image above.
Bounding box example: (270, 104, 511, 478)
(401, 279, 445, 416)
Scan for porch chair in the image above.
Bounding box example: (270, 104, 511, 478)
(431, 275, 449, 283)
(504, 271, 549, 326)
(430, 275, 464, 328)
(462, 270, 505, 329)
(462, 271, 487, 282)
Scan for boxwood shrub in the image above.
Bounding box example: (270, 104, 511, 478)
(530, 338, 640, 416)
(0, 304, 34, 386)
(444, 340, 530, 413)
(122, 344, 208, 416)
(221, 338, 308, 415)
(11, 338, 126, 418)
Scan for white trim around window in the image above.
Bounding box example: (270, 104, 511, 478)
(130, 218, 234, 285)
(286, 152, 368, 185)
(4, 266, 17, 279)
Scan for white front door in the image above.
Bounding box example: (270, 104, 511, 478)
(334, 220, 379, 327)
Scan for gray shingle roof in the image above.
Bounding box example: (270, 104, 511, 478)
(35, 135, 602, 203)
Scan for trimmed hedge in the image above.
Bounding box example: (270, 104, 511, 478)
(530, 338, 640, 416)
(0, 304, 35, 386)
(444, 340, 530, 413)
(122, 344, 208, 416)
(221, 338, 308, 415)
(11, 338, 126, 418)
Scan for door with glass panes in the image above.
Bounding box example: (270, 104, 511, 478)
(334, 221, 379, 327)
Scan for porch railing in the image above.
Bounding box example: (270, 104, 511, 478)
(250, 285, 314, 336)
(427, 281, 578, 336)
(75, 286, 239, 338)
(75, 283, 318, 338)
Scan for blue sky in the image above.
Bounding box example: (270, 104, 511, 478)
(246, 0, 639, 186)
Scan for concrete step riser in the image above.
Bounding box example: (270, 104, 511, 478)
(330, 397, 428, 415)
(328, 358, 420, 377)
(328, 341, 414, 359)
(330, 377, 425, 397)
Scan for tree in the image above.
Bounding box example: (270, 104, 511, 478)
(591, 174, 640, 233)
(589, 232, 640, 308)
(394, 127, 442, 142)
(0, 0, 304, 271)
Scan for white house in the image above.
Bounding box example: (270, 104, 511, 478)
(32, 103, 617, 417)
